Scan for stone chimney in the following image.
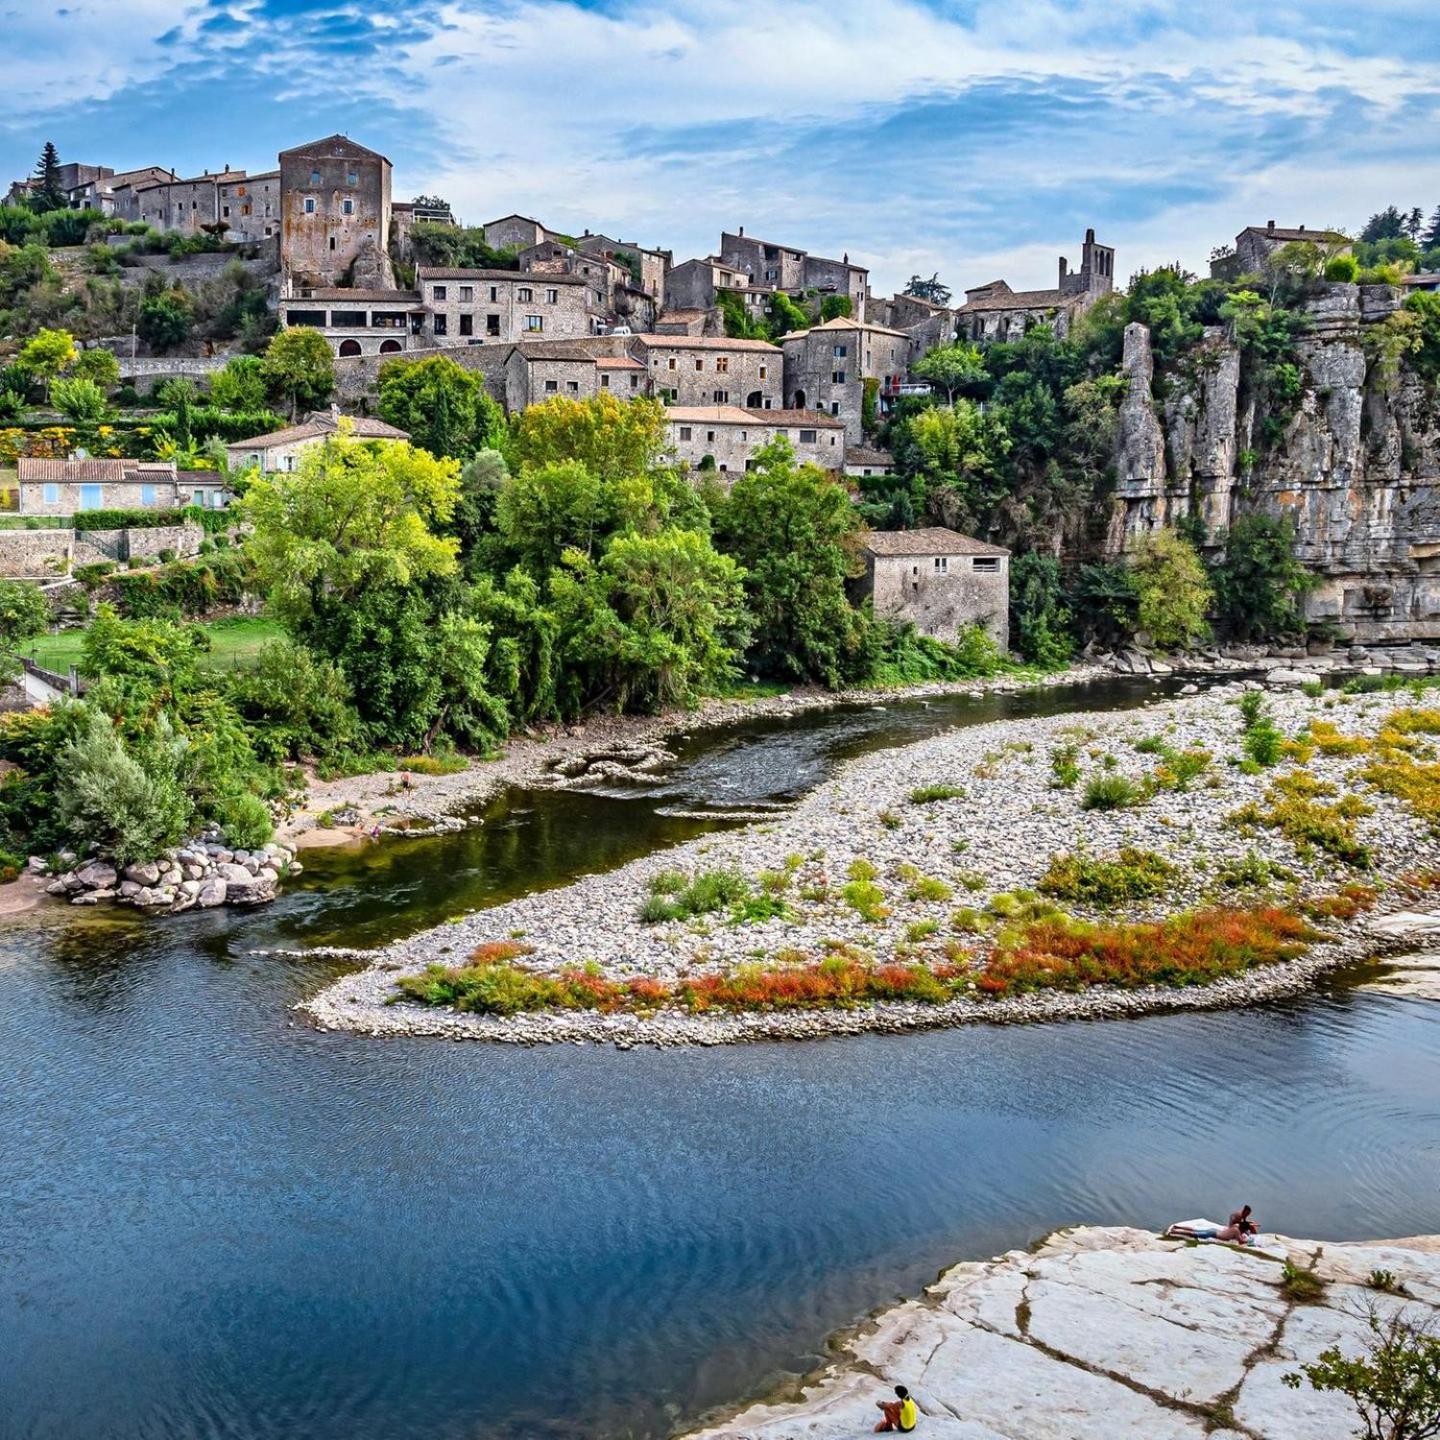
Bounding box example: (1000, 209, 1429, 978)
(1267, 220, 1276, 232)
(739, 225, 745, 237)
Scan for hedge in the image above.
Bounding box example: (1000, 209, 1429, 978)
(112, 549, 255, 617)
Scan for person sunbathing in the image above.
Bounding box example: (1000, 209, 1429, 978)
(1217, 1205, 1258, 1244)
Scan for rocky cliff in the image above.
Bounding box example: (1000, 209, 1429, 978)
(1112, 283, 1440, 642)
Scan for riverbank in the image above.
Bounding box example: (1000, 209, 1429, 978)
(304, 680, 1440, 1043)
(683, 1223, 1440, 1439)
(277, 665, 1112, 849)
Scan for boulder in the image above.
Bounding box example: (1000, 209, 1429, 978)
(124, 861, 161, 886)
(197, 877, 228, 908)
(76, 861, 118, 890)
(218, 862, 253, 884)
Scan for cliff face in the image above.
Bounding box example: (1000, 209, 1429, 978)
(1112, 284, 1440, 642)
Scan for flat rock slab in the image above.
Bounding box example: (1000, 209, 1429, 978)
(686, 1226, 1440, 1440)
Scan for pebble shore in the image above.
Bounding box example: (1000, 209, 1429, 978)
(304, 678, 1440, 1044)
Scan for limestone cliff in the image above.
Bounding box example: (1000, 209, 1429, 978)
(1112, 284, 1440, 642)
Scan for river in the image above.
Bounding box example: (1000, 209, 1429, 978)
(4, 676, 1439, 1439)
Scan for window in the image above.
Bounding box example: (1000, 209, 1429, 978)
(524, 315, 543, 332)
(715, 356, 729, 374)
(566, 381, 579, 393)
(459, 286, 473, 301)
(222, 205, 230, 219)
(329, 236, 336, 251)
(799, 429, 817, 444)
(544, 380, 559, 393)
(934, 556, 948, 572)
(331, 311, 366, 326)
(759, 364, 767, 379)
(241, 204, 251, 216)
(78, 484, 103, 511)
(459, 314, 473, 336)
(518, 287, 533, 302)
(310, 169, 321, 184)
(713, 390, 729, 404)
(694, 359, 704, 372)
(831, 402, 840, 415)
(433, 314, 448, 336)
(600, 373, 611, 388)
(42, 483, 59, 505)
(629, 375, 639, 390)
(141, 484, 156, 507)
(342, 198, 354, 216)
(706, 430, 716, 442)
(489, 286, 498, 302)
(972, 556, 1001, 572)
(487, 315, 500, 336)
(832, 370, 847, 384)
(433, 284, 447, 301)
(304, 197, 316, 214)
(667, 358, 677, 371)
(833, 344, 847, 358)
(346, 170, 358, 186)
(545, 288, 558, 304)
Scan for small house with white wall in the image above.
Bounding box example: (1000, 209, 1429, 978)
(226, 409, 410, 474)
(859, 527, 1010, 649)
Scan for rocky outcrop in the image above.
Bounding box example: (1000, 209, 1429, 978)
(41, 837, 300, 914)
(1113, 282, 1440, 643)
(688, 1225, 1440, 1439)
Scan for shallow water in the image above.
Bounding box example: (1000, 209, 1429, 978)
(4, 677, 1440, 1440)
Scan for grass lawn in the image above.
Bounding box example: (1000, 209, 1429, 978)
(22, 616, 283, 675)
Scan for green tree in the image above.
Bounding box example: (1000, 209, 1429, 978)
(17, 326, 77, 394)
(505, 393, 669, 485)
(1129, 529, 1213, 650)
(71, 347, 120, 391)
(209, 354, 268, 412)
(377, 354, 502, 459)
(713, 439, 868, 686)
(0, 578, 50, 682)
(905, 273, 952, 306)
(1361, 206, 1408, 243)
(49, 375, 108, 422)
(1008, 552, 1073, 667)
(912, 342, 987, 404)
(137, 289, 193, 351)
(1284, 1305, 1440, 1440)
(30, 142, 66, 213)
(260, 327, 335, 419)
(551, 528, 748, 712)
(1212, 513, 1316, 641)
(820, 294, 852, 322)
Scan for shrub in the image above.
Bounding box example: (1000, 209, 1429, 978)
(1038, 847, 1179, 907)
(1081, 774, 1144, 811)
(397, 753, 468, 777)
(1279, 1260, 1327, 1304)
(909, 783, 965, 804)
(1215, 851, 1296, 890)
(977, 904, 1315, 996)
(1324, 254, 1360, 283)
(637, 866, 750, 922)
(905, 873, 953, 902)
(1050, 743, 1081, 789)
(212, 790, 273, 850)
(1230, 772, 1373, 866)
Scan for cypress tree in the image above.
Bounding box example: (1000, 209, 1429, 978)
(31, 141, 65, 212)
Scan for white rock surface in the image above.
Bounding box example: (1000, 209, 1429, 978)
(687, 1227, 1440, 1440)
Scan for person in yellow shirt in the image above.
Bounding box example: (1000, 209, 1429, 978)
(874, 1383, 919, 1432)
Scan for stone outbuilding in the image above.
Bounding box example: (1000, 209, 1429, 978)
(859, 527, 1010, 649)
(665, 406, 844, 476)
(226, 409, 410, 474)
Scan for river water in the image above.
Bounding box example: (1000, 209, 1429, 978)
(4, 677, 1440, 1439)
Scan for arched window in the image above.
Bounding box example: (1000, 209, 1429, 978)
(379, 339, 402, 354)
(792, 389, 806, 409)
(338, 339, 362, 357)
(746, 390, 762, 408)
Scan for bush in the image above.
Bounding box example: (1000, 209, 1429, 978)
(636, 866, 750, 923)
(1323, 254, 1360, 283)
(1081, 774, 1144, 811)
(1038, 847, 1179, 906)
(1231, 772, 1373, 866)
(909, 783, 965, 804)
(212, 790, 272, 850)
(1130, 529, 1213, 649)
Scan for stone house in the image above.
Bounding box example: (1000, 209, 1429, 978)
(218, 170, 280, 243)
(652, 309, 718, 337)
(859, 528, 1010, 648)
(70, 165, 176, 215)
(720, 229, 870, 319)
(113, 168, 249, 236)
(278, 135, 392, 289)
(876, 292, 956, 355)
(16, 458, 223, 515)
(1217, 221, 1352, 279)
(665, 406, 845, 475)
(575, 233, 671, 304)
(482, 214, 552, 251)
(844, 446, 895, 481)
(6, 161, 112, 208)
(780, 317, 912, 444)
(417, 267, 594, 345)
(516, 241, 656, 329)
(225, 410, 410, 474)
(280, 288, 427, 356)
(635, 335, 783, 409)
(494, 337, 649, 412)
(664, 257, 772, 322)
(957, 229, 1115, 342)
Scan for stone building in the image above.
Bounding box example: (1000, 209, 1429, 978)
(417, 267, 594, 345)
(664, 257, 772, 323)
(1216, 221, 1352, 279)
(69, 165, 176, 215)
(226, 410, 410, 473)
(482, 214, 552, 251)
(876, 292, 956, 356)
(501, 339, 648, 412)
(844, 446, 895, 481)
(635, 335, 783, 409)
(575, 233, 671, 304)
(279, 288, 427, 356)
(957, 229, 1115, 342)
(665, 406, 845, 475)
(516, 241, 656, 330)
(779, 316, 912, 444)
(719, 229, 870, 319)
(278, 135, 392, 289)
(218, 170, 280, 243)
(113, 169, 249, 236)
(859, 528, 1010, 647)
(5, 161, 112, 208)
(16, 458, 220, 515)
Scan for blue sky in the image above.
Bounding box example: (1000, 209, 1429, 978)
(2, 0, 1438, 295)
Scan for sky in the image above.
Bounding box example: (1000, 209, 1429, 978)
(2, 0, 1438, 297)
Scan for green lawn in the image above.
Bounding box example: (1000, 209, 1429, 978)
(22, 616, 283, 675)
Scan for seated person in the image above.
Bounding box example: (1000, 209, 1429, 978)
(875, 1383, 919, 1433)
(1217, 1205, 1258, 1245)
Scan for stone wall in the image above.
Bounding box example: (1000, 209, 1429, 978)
(1111, 282, 1440, 642)
(0, 530, 73, 578)
(866, 552, 1009, 648)
(0, 521, 201, 577)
